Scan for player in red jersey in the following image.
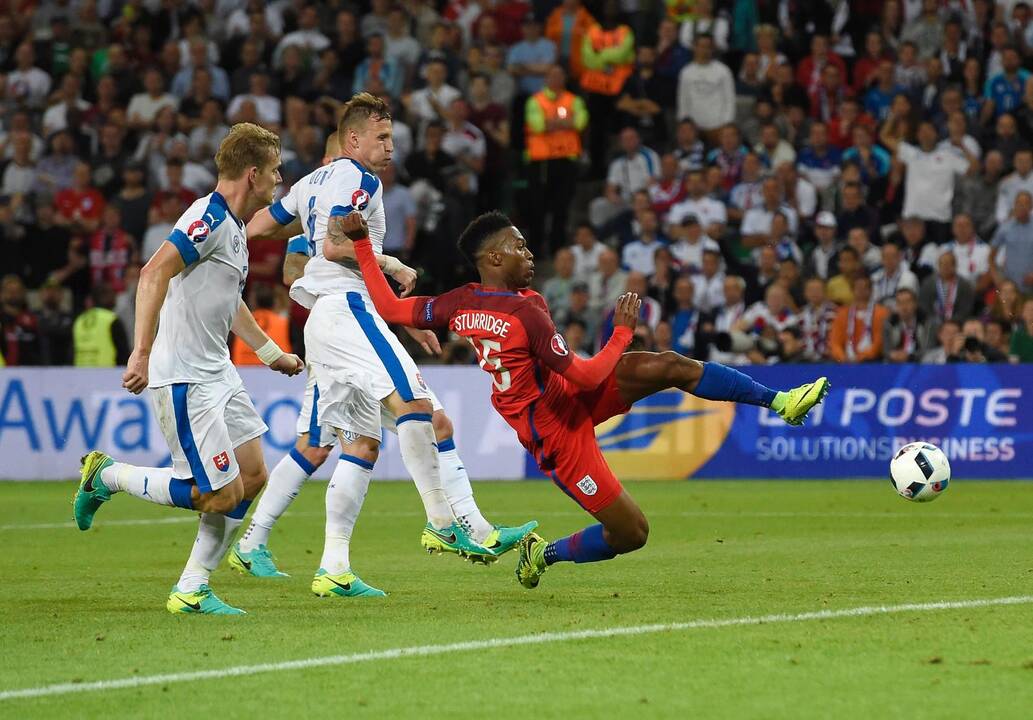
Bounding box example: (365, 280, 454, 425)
(327, 210, 829, 588)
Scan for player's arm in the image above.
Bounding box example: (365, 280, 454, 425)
(121, 242, 185, 394)
(343, 214, 443, 327)
(248, 206, 303, 240)
(283, 235, 310, 285)
(324, 213, 418, 296)
(529, 293, 640, 391)
(231, 301, 304, 376)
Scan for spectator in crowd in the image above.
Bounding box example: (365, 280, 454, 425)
(827, 245, 862, 306)
(668, 214, 718, 273)
(883, 287, 935, 362)
(587, 247, 626, 317)
(507, 15, 556, 102)
(36, 279, 73, 366)
(886, 120, 975, 243)
(995, 149, 1033, 224)
(667, 168, 726, 240)
(836, 181, 880, 241)
(699, 275, 746, 364)
(7, 41, 51, 110)
(741, 176, 796, 248)
(796, 121, 842, 196)
(523, 64, 587, 254)
(939, 213, 993, 295)
(72, 282, 129, 367)
(829, 274, 889, 363)
(797, 34, 847, 96)
(649, 152, 686, 222)
(846, 227, 882, 273)
(590, 126, 659, 229)
(755, 121, 796, 169)
(621, 209, 667, 275)
(562, 318, 591, 358)
(957, 317, 1008, 363)
(127, 67, 178, 131)
(798, 277, 835, 361)
(570, 222, 604, 280)
(616, 45, 666, 150)
(1, 273, 40, 365)
(543, 246, 576, 317)
(982, 45, 1029, 123)
(1010, 298, 1033, 362)
(353, 33, 402, 100)
(984, 319, 1011, 361)
(992, 191, 1033, 293)
(989, 279, 1024, 326)
(553, 281, 596, 351)
(922, 319, 962, 364)
(956, 149, 1004, 239)
(672, 118, 705, 172)
(54, 162, 105, 237)
(676, 33, 734, 140)
(871, 242, 919, 308)
(668, 273, 698, 355)
(380, 162, 416, 257)
(920, 251, 975, 325)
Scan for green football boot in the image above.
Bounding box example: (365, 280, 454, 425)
(166, 585, 246, 615)
(420, 521, 497, 560)
(311, 569, 387, 598)
(466, 520, 540, 565)
(72, 451, 115, 531)
(515, 532, 549, 589)
(228, 543, 289, 578)
(774, 377, 830, 426)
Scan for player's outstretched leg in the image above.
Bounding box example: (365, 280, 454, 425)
(431, 411, 538, 564)
(169, 438, 268, 615)
(73, 451, 201, 530)
(312, 434, 386, 598)
(615, 352, 829, 426)
(232, 437, 332, 578)
(517, 492, 648, 589)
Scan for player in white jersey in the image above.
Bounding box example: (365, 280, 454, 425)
(72, 123, 304, 615)
(244, 99, 536, 596)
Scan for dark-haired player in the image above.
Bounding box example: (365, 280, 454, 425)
(327, 210, 829, 589)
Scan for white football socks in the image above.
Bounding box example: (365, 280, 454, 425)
(100, 463, 181, 507)
(438, 442, 493, 543)
(239, 450, 312, 552)
(397, 417, 453, 529)
(319, 455, 373, 575)
(177, 513, 243, 593)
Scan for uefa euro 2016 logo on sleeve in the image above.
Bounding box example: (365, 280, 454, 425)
(351, 189, 370, 211)
(187, 220, 210, 244)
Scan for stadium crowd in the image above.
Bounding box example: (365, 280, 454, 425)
(2, 0, 1033, 368)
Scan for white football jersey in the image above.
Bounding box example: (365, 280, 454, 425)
(269, 157, 385, 308)
(149, 192, 248, 387)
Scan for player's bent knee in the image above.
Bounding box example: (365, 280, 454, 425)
(658, 351, 702, 385)
(203, 482, 245, 514)
(341, 434, 380, 464)
(401, 398, 434, 416)
(303, 444, 332, 468)
(431, 410, 453, 441)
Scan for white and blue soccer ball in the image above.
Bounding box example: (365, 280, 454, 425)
(890, 442, 951, 502)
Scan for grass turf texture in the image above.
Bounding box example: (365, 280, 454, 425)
(2, 479, 1033, 718)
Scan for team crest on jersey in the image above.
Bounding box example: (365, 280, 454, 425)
(550, 333, 569, 356)
(213, 451, 231, 472)
(187, 219, 211, 244)
(576, 474, 597, 496)
(351, 189, 371, 211)
(415, 372, 427, 390)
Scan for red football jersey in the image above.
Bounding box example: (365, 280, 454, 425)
(409, 283, 575, 432)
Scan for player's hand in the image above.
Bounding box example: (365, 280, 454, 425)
(404, 326, 441, 355)
(122, 349, 150, 395)
(392, 264, 417, 297)
(613, 292, 641, 331)
(339, 212, 369, 240)
(270, 353, 304, 376)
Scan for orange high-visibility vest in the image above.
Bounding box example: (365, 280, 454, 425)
(579, 25, 633, 96)
(232, 308, 292, 366)
(526, 90, 583, 161)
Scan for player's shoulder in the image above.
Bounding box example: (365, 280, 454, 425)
(173, 192, 237, 241)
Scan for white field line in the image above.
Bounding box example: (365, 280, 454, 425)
(4, 508, 1033, 532)
(2, 595, 1031, 702)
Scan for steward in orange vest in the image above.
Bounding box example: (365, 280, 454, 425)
(525, 82, 588, 161)
(579, 22, 635, 96)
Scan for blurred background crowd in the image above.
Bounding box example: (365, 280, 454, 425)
(3, 0, 1033, 368)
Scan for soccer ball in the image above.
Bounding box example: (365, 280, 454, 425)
(889, 442, 951, 502)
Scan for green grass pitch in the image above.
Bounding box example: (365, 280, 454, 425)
(2, 479, 1033, 718)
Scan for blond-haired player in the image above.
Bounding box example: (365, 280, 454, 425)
(73, 123, 304, 615)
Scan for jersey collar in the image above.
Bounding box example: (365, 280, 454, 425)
(210, 191, 244, 229)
